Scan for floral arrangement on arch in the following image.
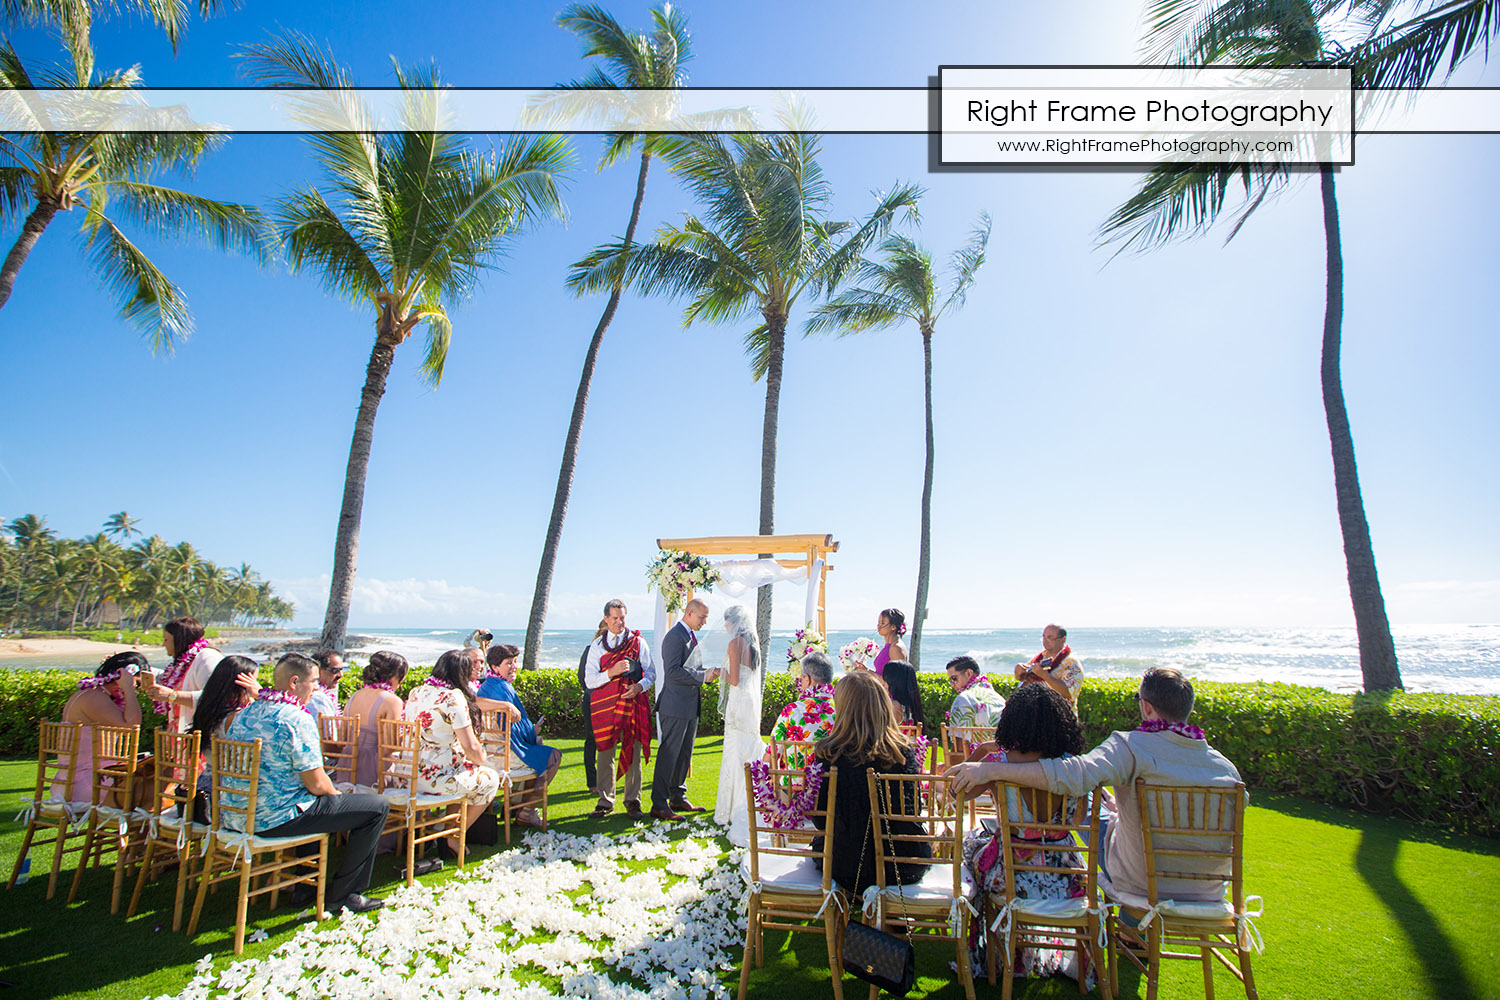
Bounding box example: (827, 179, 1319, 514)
(839, 636, 880, 670)
(645, 548, 722, 614)
(786, 624, 829, 671)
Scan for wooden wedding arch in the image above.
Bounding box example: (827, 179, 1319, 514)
(655, 533, 838, 634)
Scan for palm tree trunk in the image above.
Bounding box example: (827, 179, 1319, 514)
(910, 327, 935, 670)
(1319, 165, 1401, 692)
(756, 312, 787, 672)
(319, 330, 399, 654)
(0, 200, 60, 312)
(522, 153, 653, 671)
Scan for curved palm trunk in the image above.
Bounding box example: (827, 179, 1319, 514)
(756, 312, 787, 673)
(1319, 165, 1401, 692)
(0, 200, 61, 312)
(910, 327, 935, 669)
(319, 329, 399, 654)
(522, 154, 653, 671)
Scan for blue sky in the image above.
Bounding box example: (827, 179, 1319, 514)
(2, 0, 1497, 631)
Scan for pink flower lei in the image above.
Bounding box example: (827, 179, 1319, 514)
(748, 758, 826, 830)
(154, 637, 212, 714)
(1138, 718, 1206, 740)
(364, 680, 397, 692)
(78, 672, 126, 713)
(255, 687, 303, 708)
(424, 676, 454, 690)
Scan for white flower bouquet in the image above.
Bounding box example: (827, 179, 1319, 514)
(646, 549, 722, 614)
(785, 624, 830, 672)
(838, 636, 879, 670)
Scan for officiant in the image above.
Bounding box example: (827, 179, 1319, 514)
(650, 598, 716, 821)
(584, 599, 656, 819)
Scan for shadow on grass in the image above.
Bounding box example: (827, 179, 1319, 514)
(1354, 828, 1483, 1000)
(1253, 792, 1500, 856)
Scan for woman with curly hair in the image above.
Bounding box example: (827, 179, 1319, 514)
(959, 682, 1093, 985)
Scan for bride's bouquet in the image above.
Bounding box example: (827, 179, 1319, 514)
(646, 549, 721, 614)
(839, 637, 880, 670)
(786, 624, 830, 672)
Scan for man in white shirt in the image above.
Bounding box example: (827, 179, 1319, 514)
(583, 599, 656, 819)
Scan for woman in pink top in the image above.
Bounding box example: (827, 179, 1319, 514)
(58, 651, 147, 802)
(872, 608, 908, 676)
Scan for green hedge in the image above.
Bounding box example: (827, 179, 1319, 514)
(5, 667, 1496, 837)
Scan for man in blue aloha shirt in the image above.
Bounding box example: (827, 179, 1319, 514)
(224, 653, 389, 914)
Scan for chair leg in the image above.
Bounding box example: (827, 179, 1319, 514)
(1145, 924, 1160, 1000)
(187, 850, 214, 937)
(1201, 935, 1216, 1000)
(7, 822, 37, 889)
(234, 859, 252, 954)
(957, 933, 977, 1000)
(315, 837, 327, 918)
(173, 843, 194, 932)
(404, 815, 417, 887)
(738, 897, 757, 1000)
(1237, 944, 1257, 1000)
(1001, 930, 1016, 1000)
(128, 838, 157, 918)
(456, 805, 468, 871)
(111, 829, 131, 914)
(825, 908, 845, 1000)
(68, 820, 98, 903)
(46, 822, 69, 899)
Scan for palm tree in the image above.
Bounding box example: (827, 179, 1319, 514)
(2, 0, 234, 79)
(240, 33, 571, 653)
(807, 215, 991, 668)
(1101, 0, 1494, 692)
(573, 130, 920, 662)
(103, 510, 140, 542)
(519, 2, 694, 672)
(0, 44, 266, 347)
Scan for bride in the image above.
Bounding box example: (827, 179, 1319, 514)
(713, 604, 766, 847)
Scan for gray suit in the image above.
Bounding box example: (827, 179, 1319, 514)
(651, 621, 704, 811)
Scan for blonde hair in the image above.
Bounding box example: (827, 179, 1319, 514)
(816, 670, 910, 766)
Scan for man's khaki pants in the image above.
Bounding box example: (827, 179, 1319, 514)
(596, 744, 643, 811)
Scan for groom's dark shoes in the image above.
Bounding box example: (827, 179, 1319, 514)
(669, 799, 705, 813)
(624, 800, 646, 820)
(649, 807, 684, 822)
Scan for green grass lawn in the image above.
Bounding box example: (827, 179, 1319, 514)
(1, 738, 1496, 1000)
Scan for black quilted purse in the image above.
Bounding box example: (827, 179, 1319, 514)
(840, 777, 916, 995)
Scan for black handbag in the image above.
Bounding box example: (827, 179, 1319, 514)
(840, 776, 917, 996)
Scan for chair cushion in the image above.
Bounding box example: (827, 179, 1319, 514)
(382, 789, 464, 808)
(878, 864, 968, 903)
(1099, 875, 1234, 927)
(158, 814, 210, 837)
(508, 764, 537, 780)
(985, 893, 1092, 922)
(743, 853, 826, 894)
(38, 800, 91, 820)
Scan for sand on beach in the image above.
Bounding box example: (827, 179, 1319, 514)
(0, 637, 156, 660)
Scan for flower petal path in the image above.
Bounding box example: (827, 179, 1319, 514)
(159, 820, 745, 1000)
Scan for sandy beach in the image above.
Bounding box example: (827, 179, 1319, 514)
(0, 637, 157, 661)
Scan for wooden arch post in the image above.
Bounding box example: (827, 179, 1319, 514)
(654, 534, 839, 635)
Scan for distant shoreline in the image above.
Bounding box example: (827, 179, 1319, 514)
(0, 637, 156, 659)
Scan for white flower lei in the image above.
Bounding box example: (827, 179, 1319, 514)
(160, 821, 745, 1000)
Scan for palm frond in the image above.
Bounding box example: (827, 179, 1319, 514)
(0, 165, 32, 223)
(83, 215, 191, 351)
(102, 180, 268, 262)
(416, 296, 451, 387)
(1098, 162, 1291, 255)
(567, 238, 633, 296)
(1354, 0, 1497, 88)
(940, 211, 991, 316)
(804, 288, 911, 336)
(273, 187, 385, 303)
(741, 322, 772, 380)
(813, 180, 923, 294)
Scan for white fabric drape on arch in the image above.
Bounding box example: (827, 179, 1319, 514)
(652, 557, 824, 643)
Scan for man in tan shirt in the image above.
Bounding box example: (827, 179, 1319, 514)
(946, 666, 1241, 901)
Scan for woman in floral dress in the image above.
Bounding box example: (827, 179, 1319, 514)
(404, 648, 500, 856)
(960, 683, 1093, 985)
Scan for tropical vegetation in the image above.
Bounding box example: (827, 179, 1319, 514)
(807, 215, 991, 668)
(237, 32, 572, 654)
(0, 512, 293, 633)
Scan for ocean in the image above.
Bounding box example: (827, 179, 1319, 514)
(10, 624, 1497, 696)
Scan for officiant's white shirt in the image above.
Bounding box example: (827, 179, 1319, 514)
(583, 631, 657, 691)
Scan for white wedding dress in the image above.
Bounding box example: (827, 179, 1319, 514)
(713, 635, 766, 848)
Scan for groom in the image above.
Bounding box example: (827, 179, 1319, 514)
(650, 598, 717, 821)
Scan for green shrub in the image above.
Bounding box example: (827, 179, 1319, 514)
(5, 667, 1495, 837)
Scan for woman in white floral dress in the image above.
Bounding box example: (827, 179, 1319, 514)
(404, 649, 500, 855)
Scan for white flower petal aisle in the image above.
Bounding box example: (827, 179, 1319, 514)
(162, 821, 746, 1000)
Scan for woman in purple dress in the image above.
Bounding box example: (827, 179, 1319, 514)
(872, 608, 909, 676)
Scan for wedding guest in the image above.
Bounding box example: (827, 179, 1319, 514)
(343, 650, 408, 788)
(187, 656, 261, 816)
(306, 649, 346, 721)
(947, 667, 1242, 901)
(882, 659, 925, 728)
(153, 617, 223, 733)
(767, 650, 837, 769)
(404, 649, 501, 856)
(872, 608, 909, 676)
(958, 684, 1091, 982)
(577, 632, 601, 794)
(222, 653, 389, 914)
(1013, 624, 1084, 707)
(58, 652, 147, 801)
(810, 670, 932, 894)
(476, 643, 560, 827)
(945, 655, 1006, 729)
